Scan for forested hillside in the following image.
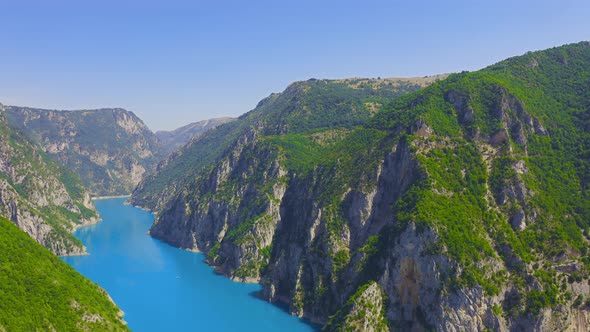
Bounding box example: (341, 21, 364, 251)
(0, 216, 128, 331)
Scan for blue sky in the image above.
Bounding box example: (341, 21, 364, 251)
(0, 0, 588, 131)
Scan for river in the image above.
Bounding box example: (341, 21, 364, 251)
(63, 197, 316, 331)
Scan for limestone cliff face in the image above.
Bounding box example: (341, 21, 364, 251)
(259, 139, 419, 324)
(152, 126, 287, 281)
(0, 181, 96, 255)
(5, 106, 163, 196)
(0, 104, 99, 255)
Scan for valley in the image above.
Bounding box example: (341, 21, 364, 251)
(0, 42, 589, 331)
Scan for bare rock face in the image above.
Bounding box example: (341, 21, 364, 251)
(5, 106, 163, 196)
(411, 118, 433, 137)
(380, 224, 489, 331)
(490, 128, 509, 145)
(510, 209, 527, 231)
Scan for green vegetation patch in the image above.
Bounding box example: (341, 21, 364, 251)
(325, 281, 389, 332)
(0, 217, 128, 331)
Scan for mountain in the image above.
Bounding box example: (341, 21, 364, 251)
(0, 215, 128, 331)
(132, 42, 590, 330)
(5, 107, 163, 196)
(0, 103, 99, 255)
(131, 75, 446, 211)
(156, 117, 235, 155)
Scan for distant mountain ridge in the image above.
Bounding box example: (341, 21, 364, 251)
(0, 103, 99, 255)
(5, 106, 163, 196)
(131, 76, 440, 211)
(156, 117, 235, 155)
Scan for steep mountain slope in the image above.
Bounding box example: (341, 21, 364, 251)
(0, 215, 128, 331)
(135, 42, 590, 330)
(0, 103, 99, 255)
(5, 107, 163, 196)
(156, 117, 235, 155)
(132, 76, 445, 211)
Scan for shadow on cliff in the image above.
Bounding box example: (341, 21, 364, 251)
(248, 290, 323, 331)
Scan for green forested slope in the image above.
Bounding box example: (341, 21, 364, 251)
(371, 40, 590, 267)
(0, 216, 128, 331)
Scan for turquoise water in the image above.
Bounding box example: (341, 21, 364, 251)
(63, 198, 316, 331)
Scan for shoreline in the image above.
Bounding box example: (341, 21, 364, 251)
(65, 216, 104, 257)
(72, 216, 103, 231)
(125, 201, 153, 213)
(91, 194, 131, 200)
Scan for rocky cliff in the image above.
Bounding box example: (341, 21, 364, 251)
(156, 117, 235, 155)
(0, 103, 99, 255)
(132, 76, 441, 211)
(135, 43, 590, 331)
(5, 107, 163, 196)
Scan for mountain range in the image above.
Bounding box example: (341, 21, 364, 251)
(0, 42, 589, 331)
(5, 107, 163, 196)
(132, 42, 590, 331)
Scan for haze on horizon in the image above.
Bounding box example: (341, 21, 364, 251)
(0, 0, 588, 131)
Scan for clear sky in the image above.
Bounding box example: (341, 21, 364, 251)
(0, 0, 588, 131)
